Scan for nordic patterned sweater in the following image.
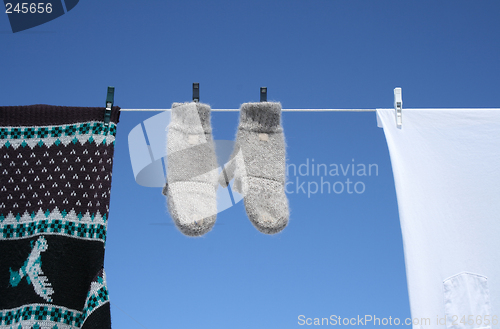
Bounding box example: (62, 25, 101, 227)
(0, 105, 120, 329)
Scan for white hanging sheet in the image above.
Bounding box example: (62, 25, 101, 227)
(377, 108, 500, 329)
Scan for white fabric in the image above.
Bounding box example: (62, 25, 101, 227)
(377, 109, 500, 329)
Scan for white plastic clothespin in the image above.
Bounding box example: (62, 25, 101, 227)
(394, 87, 402, 128)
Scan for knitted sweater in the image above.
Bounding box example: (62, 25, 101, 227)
(0, 105, 120, 329)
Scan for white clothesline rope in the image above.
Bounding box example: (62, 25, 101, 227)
(120, 108, 377, 112)
(120, 108, 500, 112)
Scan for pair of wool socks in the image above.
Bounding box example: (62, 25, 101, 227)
(163, 101, 289, 236)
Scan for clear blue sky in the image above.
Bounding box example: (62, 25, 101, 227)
(1, 1, 499, 328)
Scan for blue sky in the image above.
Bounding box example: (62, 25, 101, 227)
(1, 1, 499, 328)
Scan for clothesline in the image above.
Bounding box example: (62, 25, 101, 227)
(119, 108, 500, 112)
(120, 108, 377, 112)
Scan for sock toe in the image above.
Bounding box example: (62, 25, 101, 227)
(244, 177, 289, 234)
(167, 182, 217, 236)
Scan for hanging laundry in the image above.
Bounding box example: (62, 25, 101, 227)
(0, 104, 120, 329)
(220, 102, 289, 234)
(377, 108, 500, 328)
(163, 102, 218, 237)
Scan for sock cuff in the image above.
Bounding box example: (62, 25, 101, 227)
(171, 102, 212, 133)
(0, 105, 121, 126)
(239, 102, 282, 132)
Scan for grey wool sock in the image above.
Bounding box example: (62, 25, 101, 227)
(162, 102, 218, 236)
(220, 102, 289, 234)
